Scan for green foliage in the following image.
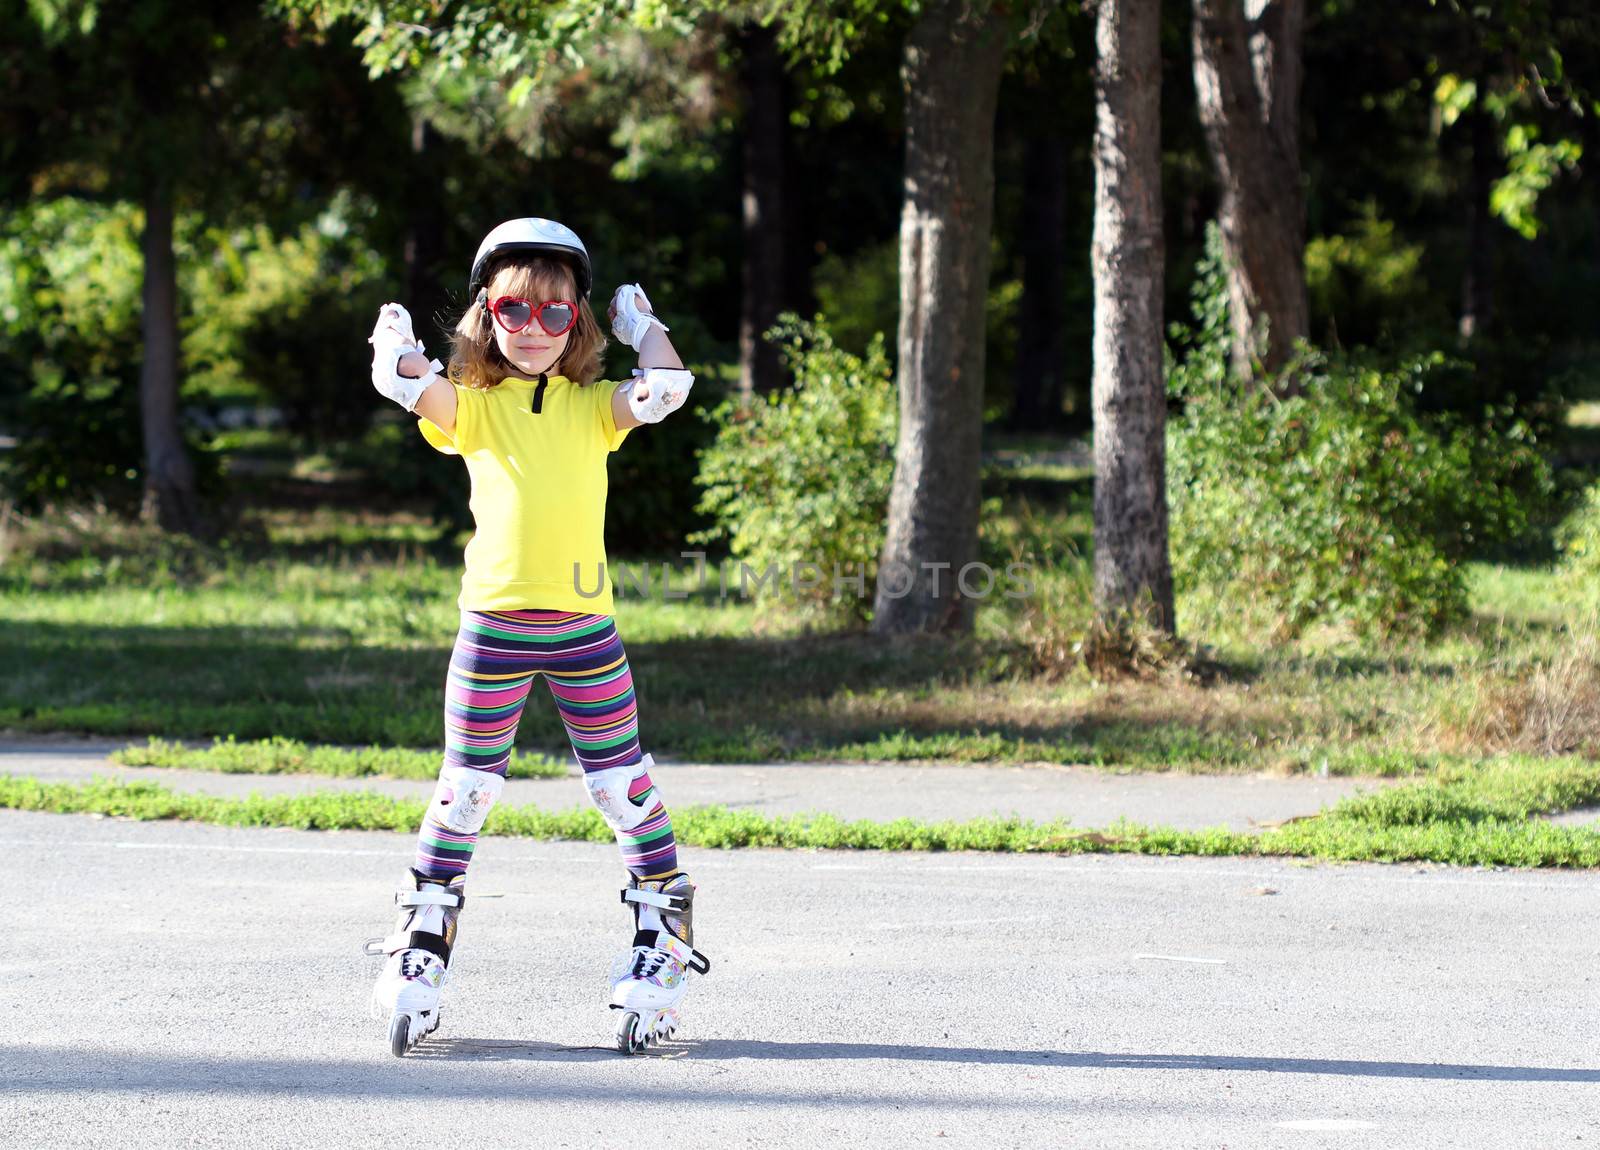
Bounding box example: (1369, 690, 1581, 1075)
(1168, 237, 1551, 639)
(812, 239, 897, 359)
(605, 366, 725, 554)
(185, 193, 392, 438)
(1305, 206, 1440, 347)
(0, 194, 390, 509)
(1492, 126, 1582, 240)
(692, 315, 895, 624)
(0, 198, 219, 510)
(1556, 479, 1600, 596)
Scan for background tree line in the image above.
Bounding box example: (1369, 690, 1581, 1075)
(2, 0, 1596, 646)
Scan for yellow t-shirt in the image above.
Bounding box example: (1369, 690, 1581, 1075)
(418, 374, 630, 614)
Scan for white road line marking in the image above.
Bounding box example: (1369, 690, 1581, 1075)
(1134, 953, 1227, 964)
(866, 916, 1051, 931)
(1275, 1120, 1378, 1131)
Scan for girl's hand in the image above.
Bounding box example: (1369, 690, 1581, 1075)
(369, 302, 441, 411)
(608, 282, 669, 351)
(605, 289, 649, 327)
(397, 351, 434, 379)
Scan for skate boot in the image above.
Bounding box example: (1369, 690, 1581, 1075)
(362, 869, 466, 1057)
(609, 872, 710, 1054)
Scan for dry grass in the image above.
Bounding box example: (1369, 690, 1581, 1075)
(1440, 619, 1600, 757)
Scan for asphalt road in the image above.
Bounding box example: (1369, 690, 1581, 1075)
(8, 808, 1598, 1148)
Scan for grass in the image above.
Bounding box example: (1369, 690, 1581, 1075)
(2, 468, 1597, 777)
(111, 736, 570, 780)
(6, 751, 1599, 866)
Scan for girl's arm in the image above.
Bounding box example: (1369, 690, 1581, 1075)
(610, 288, 688, 430)
(611, 326, 684, 430)
(400, 351, 457, 435)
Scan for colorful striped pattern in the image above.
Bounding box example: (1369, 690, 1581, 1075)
(413, 608, 678, 880)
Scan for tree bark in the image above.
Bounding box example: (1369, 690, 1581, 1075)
(738, 21, 788, 399)
(871, 0, 1011, 635)
(1011, 127, 1070, 429)
(138, 173, 203, 535)
(1191, 0, 1308, 376)
(1092, 0, 1175, 633)
(404, 115, 447, 349)
(1458, 99, 1496, 342)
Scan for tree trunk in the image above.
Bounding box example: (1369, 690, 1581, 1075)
(1458, 99, 1496, 342)
(738, 22, 788, 399)
(404, 115, 447, 349)
(1191, 0, 1308, 376)
(1011, 127, 1070, 429)
(1092, 0, 1175, 633)
(138, 173, 203, 535)
(871, 0, 1011, 635)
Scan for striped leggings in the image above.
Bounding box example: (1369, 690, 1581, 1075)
(413, 609, 677, 882)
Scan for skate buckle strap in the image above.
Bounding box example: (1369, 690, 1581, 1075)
(397, 887, 462, 909)
(363, 931, 432, 958)
(652, 931, 711, 975)
(366, 931, 426, 957)
(621, 887, 688, 912)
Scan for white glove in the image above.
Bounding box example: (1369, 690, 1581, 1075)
(627, 367, 695, 424)
(609, 283, 670, 351)
(368, 302, 442, 412)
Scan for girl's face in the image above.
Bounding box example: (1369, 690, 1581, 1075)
(486, 264, 576, 379)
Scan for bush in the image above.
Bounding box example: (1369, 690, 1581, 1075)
(605, 365, 725, 554)
(692, 315, 895, 625)
(1556, 481, 1600, 599)
(186, 193, 392, 439)
(1168, 235, 1551, 640)
(0, 198, 224, 512)
(1305, 204, 1444, 349)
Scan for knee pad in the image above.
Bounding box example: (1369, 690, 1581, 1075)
(585, 754, 660, 833)
(428, 765, 505, 835)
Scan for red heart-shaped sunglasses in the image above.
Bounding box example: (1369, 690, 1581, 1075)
(488, 296, 578, 337)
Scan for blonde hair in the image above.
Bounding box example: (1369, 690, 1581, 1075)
(447, 256, 607, 389)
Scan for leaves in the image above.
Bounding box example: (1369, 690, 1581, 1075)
(1491, 127, 1581, 239)
(692, 314, 896, 626)
(1167, 228, 1553, 640)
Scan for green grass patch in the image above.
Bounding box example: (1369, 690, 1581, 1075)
(110, 736, 569, 780)
(4, 497, 1596, 777)
(5, 754, 1600, 866)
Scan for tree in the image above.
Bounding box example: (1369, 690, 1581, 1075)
(298, 0, 1034, 635)
(1091, 0, 1174, 632)
(1190, 0, 1308, 376)
(15, 0, 406, 532)
(737, 21, 790, 398)
(869, 0, 1013, 634)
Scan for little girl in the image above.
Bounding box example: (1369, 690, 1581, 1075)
(361, 217, 707, 1057)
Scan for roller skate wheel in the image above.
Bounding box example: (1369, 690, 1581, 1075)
(389, 1014, 411, 1058)
(615, 1011, 647, 1055)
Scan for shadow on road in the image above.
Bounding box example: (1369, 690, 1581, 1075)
(404, 1038, 1600, 1083)
(9, 1042, 1596, 1091)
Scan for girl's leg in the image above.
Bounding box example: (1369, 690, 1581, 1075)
(531, 612, 705, 1051)
(412, 610, 543, 880)
(375, 610, 545, 1053)
(537, 612, 679, 879)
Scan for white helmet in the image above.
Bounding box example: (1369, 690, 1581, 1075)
(468, 217, 592, 299)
